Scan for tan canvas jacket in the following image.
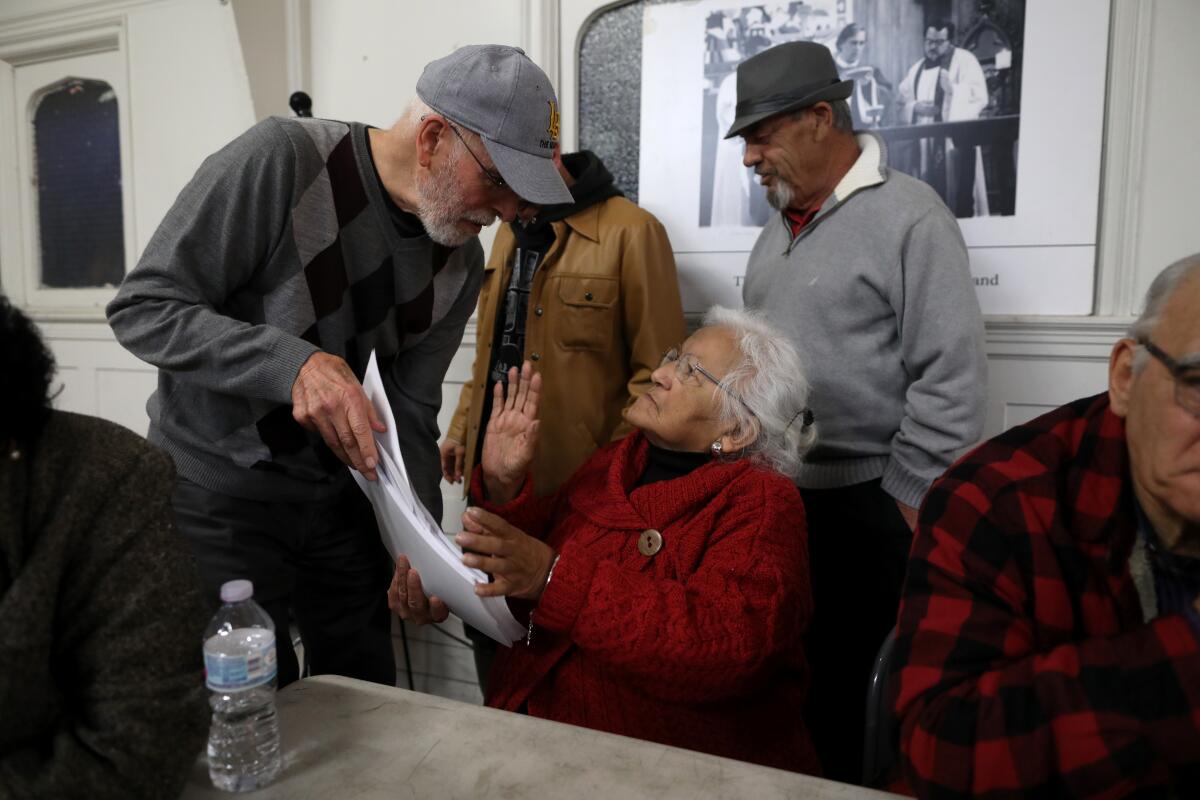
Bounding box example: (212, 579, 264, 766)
(447, 196, 685, 496)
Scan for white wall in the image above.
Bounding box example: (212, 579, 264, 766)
(1129, 0, 1200, 294)
(231, 0, 292, 120)
(308, 0, 525, 126)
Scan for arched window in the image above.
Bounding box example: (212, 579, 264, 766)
(30, 77, 125, 288)
(578, 0, 654, 203)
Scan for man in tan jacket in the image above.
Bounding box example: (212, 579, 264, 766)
(441, 149, 685, 499)
(441, 149, 685, 689)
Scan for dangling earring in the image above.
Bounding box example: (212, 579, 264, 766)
(710, 440, 723, 455)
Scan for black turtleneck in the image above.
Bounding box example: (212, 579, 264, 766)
(362, 125, 426, 238)
(634, 441, 711, 489)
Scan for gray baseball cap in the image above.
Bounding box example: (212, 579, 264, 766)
(417, 44, 572, 205)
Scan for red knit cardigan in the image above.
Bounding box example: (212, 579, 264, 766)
(474, 432, 821, 775)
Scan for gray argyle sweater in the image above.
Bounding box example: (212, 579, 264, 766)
(743, 133, 986, 507)
(108, 117, 483, 517)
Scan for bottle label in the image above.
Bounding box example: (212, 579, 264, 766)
(204, 628, 278, 691)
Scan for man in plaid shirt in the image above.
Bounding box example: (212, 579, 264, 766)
(894, 253, 1200, 797)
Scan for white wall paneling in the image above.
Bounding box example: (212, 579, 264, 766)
(0, 57, 24, 301)
(1094, 0, 1154, 317)
(35, 319, 157, 435)
(981, 319, 1125, 437)
(1122, 0, 1200, 297)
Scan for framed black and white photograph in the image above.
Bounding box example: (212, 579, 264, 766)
(640, 0, 1109, 315)
(699, 1, 846, 229)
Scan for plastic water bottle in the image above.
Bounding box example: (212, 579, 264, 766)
(203, 579, 282, 792)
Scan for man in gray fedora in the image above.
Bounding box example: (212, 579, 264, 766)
(108, 44, 571, 689)
(726, 40, 987, 782)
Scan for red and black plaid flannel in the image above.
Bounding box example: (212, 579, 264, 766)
(893, 393, 1200, 798)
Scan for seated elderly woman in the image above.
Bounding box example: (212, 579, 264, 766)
(390, 306, 820, 773)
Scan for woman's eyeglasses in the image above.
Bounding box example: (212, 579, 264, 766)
(660, 348, 757, 417)
(659, 348, 814, 434)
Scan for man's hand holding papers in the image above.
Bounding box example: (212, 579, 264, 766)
(387, 555, 449, 624)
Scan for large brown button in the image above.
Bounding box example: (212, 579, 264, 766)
(637, 529, 663, 557)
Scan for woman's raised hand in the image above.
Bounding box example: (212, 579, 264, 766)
(480, 362, 541, 504)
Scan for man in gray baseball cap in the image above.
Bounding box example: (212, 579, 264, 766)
(726, 40, 987, 783)
(107, 44, 569, 692)
(417, 44, 572, 207)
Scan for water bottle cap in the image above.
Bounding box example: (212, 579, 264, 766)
(219, 579, 254, 603)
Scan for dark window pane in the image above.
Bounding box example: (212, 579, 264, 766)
(579, 1, 662, 203)
(33, 77, 125, 288)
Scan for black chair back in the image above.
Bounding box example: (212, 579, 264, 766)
(862, 626, 899, 787)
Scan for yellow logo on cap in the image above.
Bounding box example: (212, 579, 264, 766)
(547, 100, 560, 141)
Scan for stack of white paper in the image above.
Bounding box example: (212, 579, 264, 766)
(350, 351, 525, 646)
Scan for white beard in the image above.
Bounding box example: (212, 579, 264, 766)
(415, 156, 495, 247)
(765, 178, 794, 211)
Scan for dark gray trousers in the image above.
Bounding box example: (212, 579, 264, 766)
(800, 478, 913, 785)
(173, 477, 395, 689)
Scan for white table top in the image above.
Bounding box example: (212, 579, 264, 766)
(181, 675, 902, 799)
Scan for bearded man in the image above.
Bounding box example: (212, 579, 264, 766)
(726, 40, 987, 783)
(107, 45, 571, 689)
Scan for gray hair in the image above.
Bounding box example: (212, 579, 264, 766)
(1128, 252, 1200, 372)
(791, 99, 854, 134)
(399, 97, 467, 153)
(400, 97, 434, 129)
(829, 99, 854, 133)
(702, 305, 816, 479)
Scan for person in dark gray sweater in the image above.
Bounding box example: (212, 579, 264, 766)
(105, 45, 571, 688)
(725, 42, 987, 782)
(0, 295, 209, 799)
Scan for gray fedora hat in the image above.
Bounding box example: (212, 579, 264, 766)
(417, 45, 572, 205)
(723, 41, 853, 139)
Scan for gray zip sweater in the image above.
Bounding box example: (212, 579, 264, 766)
(107, 117, 483, 518)
(743, 133, 986, 507)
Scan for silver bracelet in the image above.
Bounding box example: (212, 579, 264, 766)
(526, 554, 560, 647)
(543, 553, 561, 594)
